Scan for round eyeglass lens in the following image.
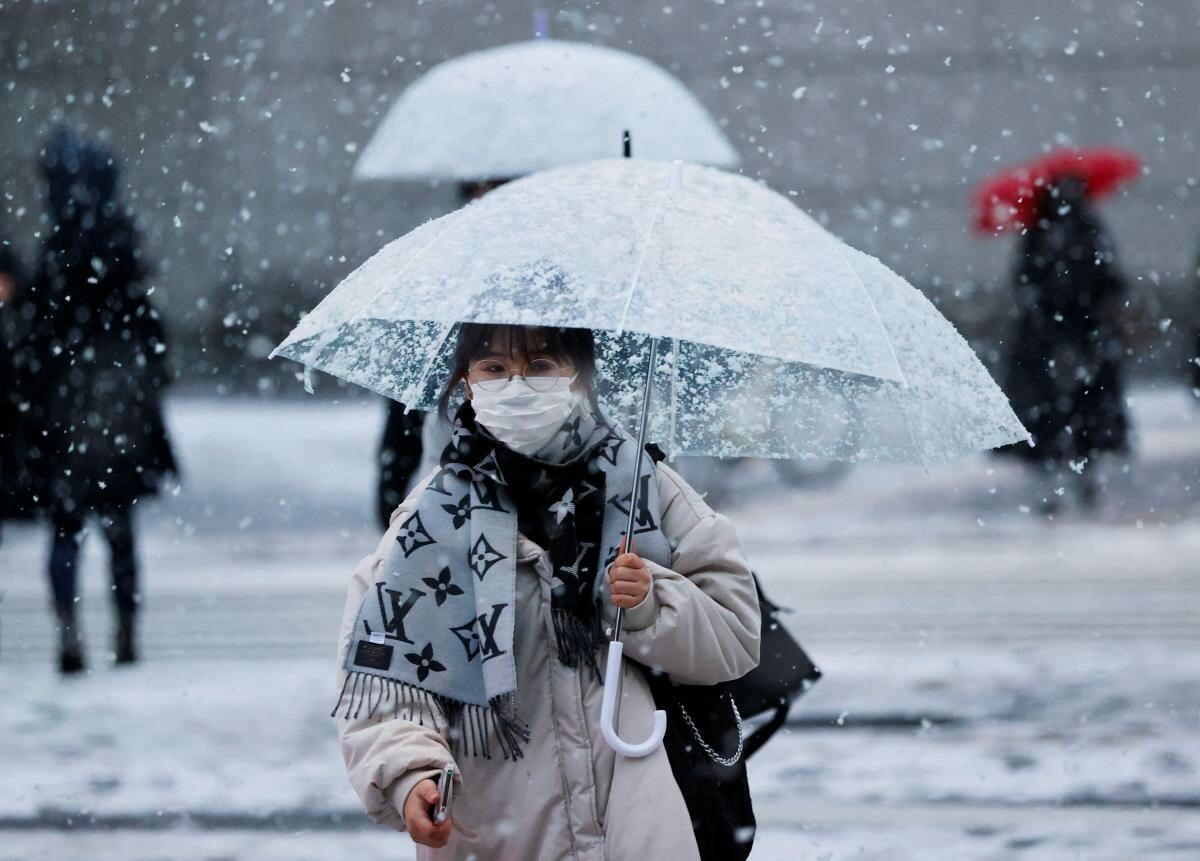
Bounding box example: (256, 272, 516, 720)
(525, 360, 567, 392)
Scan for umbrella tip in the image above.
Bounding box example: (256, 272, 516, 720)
(533, 9, 550, 39)
(670, 160, 684, 190)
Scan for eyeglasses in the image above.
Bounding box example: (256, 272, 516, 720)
(468, 358, 572, 392)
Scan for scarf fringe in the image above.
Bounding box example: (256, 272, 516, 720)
(332, 672, 449, 725)
(332, 672, 530, 760)
(442, 692, 530, 761)
(551, 601, 606, 678)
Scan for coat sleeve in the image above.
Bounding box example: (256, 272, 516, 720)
(335, 472, 458, 832)
(603, 463, 761, 686)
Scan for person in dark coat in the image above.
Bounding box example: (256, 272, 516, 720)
(375, 402, 424, 530)
(18, 129, 176, 673)
(374, 179, 511, 529)
(999, 176, 1130, 508)
(0, 232, 28, 534)
(1192, 240, 1200, 398)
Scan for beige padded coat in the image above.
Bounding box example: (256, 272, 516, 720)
(336, 462, 761, 860)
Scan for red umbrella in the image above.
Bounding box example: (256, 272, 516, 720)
(971, 146, 1143, 235)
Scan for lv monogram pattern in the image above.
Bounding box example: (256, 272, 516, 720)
(339, 403, 671, 759)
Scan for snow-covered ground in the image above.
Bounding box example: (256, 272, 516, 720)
(1, 386, 1198, 860)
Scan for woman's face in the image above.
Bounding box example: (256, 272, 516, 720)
(464, 328, 577, 397)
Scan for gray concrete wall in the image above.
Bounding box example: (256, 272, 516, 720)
(2, 0, 1197, 383)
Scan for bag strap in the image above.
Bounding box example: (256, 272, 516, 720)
(677, 691, 745, 768)
(743, 699, 790, 760)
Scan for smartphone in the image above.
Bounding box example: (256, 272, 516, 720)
(433, 764, 456, 825)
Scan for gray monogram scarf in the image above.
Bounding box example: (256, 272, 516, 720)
(334, 402, 671, 759)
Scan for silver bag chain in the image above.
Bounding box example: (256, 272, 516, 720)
(677, 692, 744, 768)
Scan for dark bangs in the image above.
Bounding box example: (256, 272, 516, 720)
(437, 324, 599, 420)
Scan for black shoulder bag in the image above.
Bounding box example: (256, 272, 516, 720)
(639, 450, 822, 861)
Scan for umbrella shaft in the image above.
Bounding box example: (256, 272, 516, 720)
(613, 336, 659, 643)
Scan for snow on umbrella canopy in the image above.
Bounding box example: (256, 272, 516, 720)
(274, 159, 1028, 464)
(353, 39, 740, 182)
(971, 146, 1143, 235)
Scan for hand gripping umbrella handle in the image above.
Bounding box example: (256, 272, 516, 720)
(600, 641, 667, 758)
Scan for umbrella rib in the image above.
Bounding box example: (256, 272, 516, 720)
(355, 218, 462, 339)
(614, 185, 671, 335)
(821, 239, 930, 468)
(404, 321, 456, 406)
(276, 217, 460, 356)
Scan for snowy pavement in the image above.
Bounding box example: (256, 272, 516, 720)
(1, 387, 1198, 859)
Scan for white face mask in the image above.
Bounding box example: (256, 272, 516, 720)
(469, 375, 582, 456)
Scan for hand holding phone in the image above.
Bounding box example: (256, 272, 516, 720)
(403, 776, 451, 848)
(433, 764, 456, 825)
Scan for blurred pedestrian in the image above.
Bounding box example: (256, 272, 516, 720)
(0, 231, 29, 536)
(19, 129, 177, 674)
(1192, 238, 1200, 397)
(376, 400, 424, 531)
(999, 176, 1130, 508)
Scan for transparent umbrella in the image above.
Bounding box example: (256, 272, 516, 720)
(353, 40, 740, 182)
(276, 158, 1026, 464)
(273, 158, 1028, 755)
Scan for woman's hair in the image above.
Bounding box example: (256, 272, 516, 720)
(437, 324, 599, 420)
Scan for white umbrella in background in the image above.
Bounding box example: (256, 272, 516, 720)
(353, 39, 740, 182)
(354, 18, 743, 510)
(273, 158, 1028, 755)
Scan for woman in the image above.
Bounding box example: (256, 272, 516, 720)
(336, 324, 761, 859)
(1000, 176, 1130, 508)
(21, 130, 176, 672)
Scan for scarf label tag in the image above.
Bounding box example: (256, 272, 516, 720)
(354, 640, 394, 671)
(369, 631, 386, 645)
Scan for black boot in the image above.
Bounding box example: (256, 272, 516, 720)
(115, 609, 137, 665)
(57, 610, 85, 675)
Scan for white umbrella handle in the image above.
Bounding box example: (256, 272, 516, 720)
(600, 335, 666, 758)
(600, 641, 667, 758)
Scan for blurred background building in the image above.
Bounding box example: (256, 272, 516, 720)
(2, 0, 1197, 389)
